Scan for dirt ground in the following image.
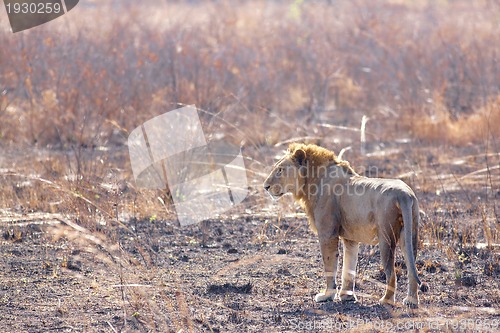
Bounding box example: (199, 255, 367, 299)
(1, 151, 499, 332)
(0, 215, 499, 333)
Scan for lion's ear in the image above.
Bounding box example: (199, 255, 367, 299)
(293, 149, 307, 166)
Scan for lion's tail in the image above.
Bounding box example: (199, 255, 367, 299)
(399, 196, 421, 286)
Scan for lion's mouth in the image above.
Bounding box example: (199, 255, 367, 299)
(264, 183, 284, 200)
(266, 190, 284, 200)
(270, 194, 283, 200)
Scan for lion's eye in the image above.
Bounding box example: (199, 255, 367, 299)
(276, 168, 283, 176)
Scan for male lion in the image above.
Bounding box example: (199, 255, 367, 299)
(263, 143, 421, 307)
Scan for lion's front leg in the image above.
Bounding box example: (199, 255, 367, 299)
(339, 239, 359, 302)
(314, 236, 339, 303)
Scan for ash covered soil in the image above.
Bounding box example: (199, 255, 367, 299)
(1, 202, 499, 333)
(0, 142, 499, 332)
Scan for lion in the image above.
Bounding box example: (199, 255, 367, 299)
(263, 143, 421, 308)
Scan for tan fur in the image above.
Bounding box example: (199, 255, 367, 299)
(280, 143, 356, 233)
(264, 143, 421, 307)
(288, 143, 357, 176)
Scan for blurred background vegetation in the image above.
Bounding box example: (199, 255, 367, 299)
(1, 0, 498, 147)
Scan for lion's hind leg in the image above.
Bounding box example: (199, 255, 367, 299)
(399, 229, 419, 308)
(339, 239, 359, 302)
(378, 232, 397, 306)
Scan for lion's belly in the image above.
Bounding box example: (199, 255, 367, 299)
(339, 221, 379, 245)
(339, 204, 380, 245)
(337, 184, 397, 245)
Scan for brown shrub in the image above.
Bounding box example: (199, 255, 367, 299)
(403, 96, 499, 145)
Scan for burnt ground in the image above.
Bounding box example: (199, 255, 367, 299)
(0, 207, 499, 332)
(0, 143, 499, 332)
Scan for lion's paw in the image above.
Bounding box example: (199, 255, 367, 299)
(378, 297, 395, 306)
(314, 292, 335, 303)
(339, 293, 357, 303)
(403, 296, 419, 309)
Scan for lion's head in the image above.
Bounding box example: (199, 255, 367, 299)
(263, 146, 307, 199)
(263, 143, 357, 200)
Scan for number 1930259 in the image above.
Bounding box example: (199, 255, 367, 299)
(5, 2, 62, 14)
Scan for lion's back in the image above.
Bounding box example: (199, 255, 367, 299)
(350, 176, 416, 199)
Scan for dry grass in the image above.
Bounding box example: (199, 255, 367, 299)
(404, 96, 500, 145)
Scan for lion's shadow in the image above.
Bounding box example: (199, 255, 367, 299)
(272, 300, 421, 330)
(313, 300, 393, 318)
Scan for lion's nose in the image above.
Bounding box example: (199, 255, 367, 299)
(264, 184, 271, 191)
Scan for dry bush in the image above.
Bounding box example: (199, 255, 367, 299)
(0, 0, 497, 148)
(403, 96, 500, 145)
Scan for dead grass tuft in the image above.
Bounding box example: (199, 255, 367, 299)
(404, 96, 500, 145)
